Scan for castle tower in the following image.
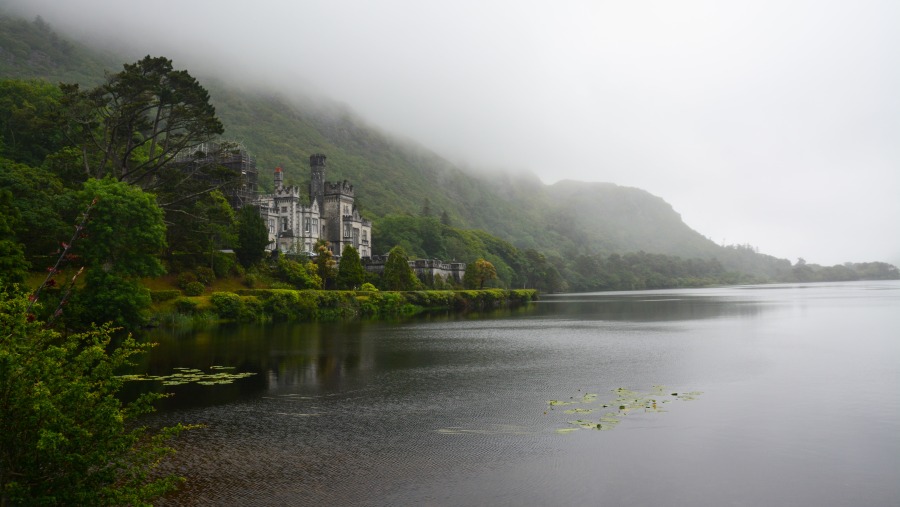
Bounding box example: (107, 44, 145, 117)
(274, 166, 283, 190)
(309, 154, 326, 207)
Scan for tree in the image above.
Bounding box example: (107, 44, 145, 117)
(337, 245, 365, 290)
(0, 79, 67, 168)
(163, 190, 233, 267)
(382, 245, 420, 291)
(74, 178, 166, 278)
(276, 256, 322, 290)
(0, 158, 71, 263)
(464, 258, 498, 289)
(0, 288, 190, 505)
(315, 240, 337, 289)
(65, 178, 167, 330)
(195, 190, 235, 270)
(0, 190, 29, 287)
(60, 56, 224, 191)
(234, 205, 270, 268)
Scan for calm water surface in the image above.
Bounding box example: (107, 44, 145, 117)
(141, 281, 900, 506)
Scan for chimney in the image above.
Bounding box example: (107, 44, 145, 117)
(274, 166, 283, 190)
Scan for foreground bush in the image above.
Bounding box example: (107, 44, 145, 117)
(0, 288, 190, 505)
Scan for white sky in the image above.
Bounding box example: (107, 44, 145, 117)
(6, 0, 899, 266)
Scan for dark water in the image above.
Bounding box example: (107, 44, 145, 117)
(140, 281, 900, 506)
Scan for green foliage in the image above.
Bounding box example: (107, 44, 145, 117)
(0, 189, 29, 286)
(234, 205, 270, 268)
(0, 79, 66, 167)
(150, 290, 181, 302)
(69, 270, 153, 330)
(277, 256, 323, 289)
(786, 259, 900, 283)
(265, 290, 316, 321)
(164, 190, 235, 270)
(0, 288, 190, 505)
(209, 292, 244, 320)
(337, 245, 365, 289)
(176, 272, 198, 289)
(212, 251, 237, 278)
(183, 281, 205, 296)
(59, 55, 223, 186)
(0, 15, 117, 85)
(65, 178, 166, 329)
(194, 266, 216, 286)
(382, 246, 421, 291)
(463, 258, 498, 289)
(315, 240, 337, 289)
(0, 157, 71, 264)
(199, 288, 535, 322)
(76, 178, 166, 278)
(173, 297, 199, 314)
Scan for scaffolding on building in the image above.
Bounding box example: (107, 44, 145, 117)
(174, 141, 259, 208)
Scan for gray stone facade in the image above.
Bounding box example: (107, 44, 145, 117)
(256, 154, 372, 257)
(364, 256, 466, 284)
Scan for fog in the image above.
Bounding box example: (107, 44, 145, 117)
(6, 0, 899, 266)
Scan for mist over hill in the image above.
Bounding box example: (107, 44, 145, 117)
(3, 11, 895, 284)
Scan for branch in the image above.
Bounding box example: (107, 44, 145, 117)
(28, 198, 97, 320)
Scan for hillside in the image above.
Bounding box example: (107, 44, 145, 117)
(0, 13, 796, 276)
(203, 80, 722, 260)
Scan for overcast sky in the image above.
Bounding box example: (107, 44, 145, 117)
(6, 0, 899, 266)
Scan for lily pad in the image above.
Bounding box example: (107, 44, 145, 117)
(549, 385, 702, 434)
(120, 366, 257, 387)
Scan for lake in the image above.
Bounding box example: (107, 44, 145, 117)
(141, 281, 900, 506)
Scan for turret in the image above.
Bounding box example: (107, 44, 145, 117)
(274, 166, 284, 190)
(309, 154, 326, 206)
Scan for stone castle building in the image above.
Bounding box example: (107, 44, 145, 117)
(256, 154, 372, 257)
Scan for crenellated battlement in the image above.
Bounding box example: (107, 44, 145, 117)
(273, 185, 301, 199)
(325, 180, 354, 197)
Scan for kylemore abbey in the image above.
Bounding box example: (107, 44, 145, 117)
(189, 143, 465, 282)
(258, 154, 373, 258)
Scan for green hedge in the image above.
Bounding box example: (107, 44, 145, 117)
(149, 290, 181, 302)
(180, 289, 538, 322)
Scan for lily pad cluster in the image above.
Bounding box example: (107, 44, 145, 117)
(119, 366, 257, 386)
(548, 385, 702, 434)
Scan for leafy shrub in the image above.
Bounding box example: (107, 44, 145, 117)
(211, 252, 235, 279)
(175, 272, 197, 290)
(183, 281, 205, 296)
(0, 290, 191, 505)
(210, 292, 244, 320)
(150, 290, 181, 302)
(194, 266, 215, 286)
(264, 291, 301, 321)
(174, 297, 198, 314)
(360, 282, 378, 292)
(276, 257, 322, 289)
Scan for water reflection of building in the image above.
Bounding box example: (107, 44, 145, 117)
(263, 323, 376, 391)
